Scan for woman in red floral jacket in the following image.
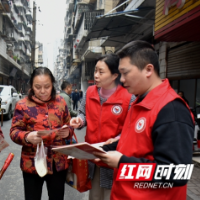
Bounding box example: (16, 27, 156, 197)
(10, 67, 73, 200)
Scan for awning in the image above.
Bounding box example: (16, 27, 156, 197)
(81, 46, 102, 60)
(155, 5, 200, 42)
(100, 36, 128, 47)
(86, 7, 154, 41)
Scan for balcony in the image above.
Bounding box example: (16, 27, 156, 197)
(67, 26, 72, 34)
(0, 0, 10, 12)
(26, 49, 31, 57)
(19, 45, 26, 54)
(38, 59, 43, 64)
(77, 0, 96, 3)
(18, 36, 25, 42)
(26, 27, 32, 35)
(18, 10, 28, 25)
(1, 27, 11, 39)
(1, 26, 18, 43)
(74, 20, 88, 52)
(24, 34, 30, 42)
(11, 29, 19, 42)
(69, 0, 74, 12)
(15, 42, 26, 54)
(16, 23, 26, 37)
(14, 0, 24, 8)
(19, 52, 27, 63)
(26, 10, 32, 21)
(74, 10, 104, 52)
(26, 43, 31, 52)
(81, 41, 103, 60)
(2, 13, 14, 28)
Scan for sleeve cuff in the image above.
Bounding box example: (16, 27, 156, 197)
(23, 132, 33, 146)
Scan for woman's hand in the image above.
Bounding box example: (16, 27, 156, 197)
(70, 117, 82, 128)
(104, 137, 119, 145)
(26, 131, 42, 145)
(57, 127, 69, 138)
(93, 151, 123, 168)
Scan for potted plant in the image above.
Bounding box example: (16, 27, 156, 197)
(13, 55, 18, 61)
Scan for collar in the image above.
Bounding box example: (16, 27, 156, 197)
(133, 79, 171, 109)
(89, 85, 123, 104)
(32, 95, 51, 104)
(61, 90, 71, 98)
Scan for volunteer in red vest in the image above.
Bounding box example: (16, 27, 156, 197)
(94, 40, 194, 200)
(70, 53, 135, 200)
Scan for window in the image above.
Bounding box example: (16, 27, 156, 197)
(11, 88, 14, 96)
(85, 61, 95, 77)
(0, 87, 10, 96)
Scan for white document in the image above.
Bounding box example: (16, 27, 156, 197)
(52, 142, 106, 160)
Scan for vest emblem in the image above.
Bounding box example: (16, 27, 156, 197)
(111, 105, 123, 115)
(135, 117, 146, 133)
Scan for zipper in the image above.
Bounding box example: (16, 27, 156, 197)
(98, 105, 102, 142)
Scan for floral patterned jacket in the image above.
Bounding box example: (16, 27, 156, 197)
(10, 95, 73, 174)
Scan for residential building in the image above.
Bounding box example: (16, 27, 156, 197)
(54, 40, 66, 91)
(62, 0, 155, 92)
(0, 0, 33, 93)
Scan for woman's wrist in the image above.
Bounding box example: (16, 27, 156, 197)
(24, 133, 30, 144)
(79, 117, 84, 127)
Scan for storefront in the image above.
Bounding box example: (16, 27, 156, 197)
(155, 0, 200, 109)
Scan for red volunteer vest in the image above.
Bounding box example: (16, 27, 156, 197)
(111, 79, 194, 200)
(85, 85, 132, 144)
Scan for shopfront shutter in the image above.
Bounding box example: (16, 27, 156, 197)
(167, 42, 200, 79)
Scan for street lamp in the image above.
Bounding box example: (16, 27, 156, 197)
(31, 1, 43, 72)
(31, 1, 37, 73)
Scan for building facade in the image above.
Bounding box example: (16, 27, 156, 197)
(154, 0, 200, 109)
(0, 0, 33, 93)
(59, 0, 155, 92)
(54, 39, 67, 91)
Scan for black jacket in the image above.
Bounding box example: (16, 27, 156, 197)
(103, 99, 194, 186)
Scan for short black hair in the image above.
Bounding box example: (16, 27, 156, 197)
(96, 53, 120, 84)
(61, 81, 71, 90)
(117, 40, 160, 76)
(28, 67, 56, 101)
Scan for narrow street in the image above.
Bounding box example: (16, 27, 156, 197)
(0, 118, 88, 200)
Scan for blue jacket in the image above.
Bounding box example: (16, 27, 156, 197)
(72, 92, 80, 101)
